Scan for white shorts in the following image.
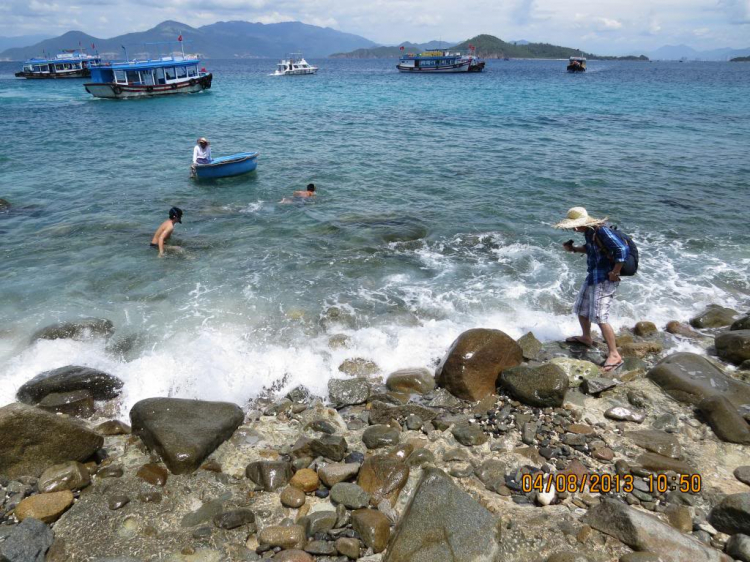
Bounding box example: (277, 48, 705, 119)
(573, 280, 619, 324)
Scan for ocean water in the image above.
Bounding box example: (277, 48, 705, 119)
(1, 58, 749, 413)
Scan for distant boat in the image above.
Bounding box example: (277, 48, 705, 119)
(567, 56, 586, 72)
(84, 53, 212, 99)
(191, 152, 259, 180)
(15, 50, 102, 79)
(397, 49, 485, 73)
(271, 54, 318, 76)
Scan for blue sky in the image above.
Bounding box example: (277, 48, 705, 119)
(1, 0, 749, 53)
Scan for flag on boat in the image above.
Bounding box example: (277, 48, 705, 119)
(91, 43, 95, 49)
(400, 46, 404, 51)
(178, 34, 183, 42)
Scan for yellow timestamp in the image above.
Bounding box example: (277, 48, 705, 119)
(521, 472, 703, 494)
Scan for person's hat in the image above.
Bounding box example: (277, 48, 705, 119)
(169, 206, 183, 223)
(554, 207, 606, 229)
(198, 137, 209, 145)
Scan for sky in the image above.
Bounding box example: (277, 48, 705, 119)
(1, 0, 749, 54)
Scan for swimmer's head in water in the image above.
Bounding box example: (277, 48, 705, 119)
(307, 183, 315, 192)
(169, 207, 183, 223)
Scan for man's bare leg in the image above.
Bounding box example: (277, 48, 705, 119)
(566, 315, 595, 346)
(599, 322, 623, 370)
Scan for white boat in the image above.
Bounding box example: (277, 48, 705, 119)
(271, 54, 318, 76)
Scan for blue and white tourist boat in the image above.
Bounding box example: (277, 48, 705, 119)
(84, 47, 212, 99)
(191, 152, 259, 180)
(396, 48, 485, 73)
(15, 50, 102, 79)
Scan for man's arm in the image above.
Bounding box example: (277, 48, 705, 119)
(192, 146, 199, 164)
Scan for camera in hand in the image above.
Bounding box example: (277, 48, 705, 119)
(564, 239, 574, 247)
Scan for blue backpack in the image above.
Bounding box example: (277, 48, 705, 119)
(594, 227, 639, 276)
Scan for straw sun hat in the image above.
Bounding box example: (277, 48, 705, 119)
(554, 207, 607, 229)
(198, 137, 209, 144)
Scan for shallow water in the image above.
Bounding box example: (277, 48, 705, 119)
(1, 58, 749, 412)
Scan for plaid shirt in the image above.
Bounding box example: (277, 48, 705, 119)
(584, 226, 630, 285)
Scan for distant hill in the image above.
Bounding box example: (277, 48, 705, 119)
(0, 20, 376, 60)
(330, 40, 461, 59)
(731, 56, 750, 62)
(649, 44, 750, 61)
(0, 34, 52, 51)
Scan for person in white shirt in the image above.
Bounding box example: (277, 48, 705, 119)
(193, 137, 212, 164)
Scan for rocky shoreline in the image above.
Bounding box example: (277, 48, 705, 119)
(1, 305, 750, 562)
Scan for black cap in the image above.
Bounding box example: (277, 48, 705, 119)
(169, 207, 183, 223)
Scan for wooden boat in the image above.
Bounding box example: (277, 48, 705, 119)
(191, 152, 259, 179)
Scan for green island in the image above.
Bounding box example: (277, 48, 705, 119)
(331, 33, 649, 60)
(730, 56, 750, 62)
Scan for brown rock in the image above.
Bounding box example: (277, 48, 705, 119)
(665, 504, 693, 533)
(280, 486, 306, 508)
(272, 550, 314, 562)
(568, 424, 594, 435)
(318, 463, 360, 487)
(352, 509, 390, 553)
(357, 456, 409, 507)
(626, 430, 682, 459)
(698, 395, 750, 444)
(96, 420, 131, 436)
(136, 463, 169, 486)
(37, 390, 95, 418)
(593, 447, 614, 462)
(38, 461, 91, 493)
(385, 368, 435, 395)
(619, 341, 663, 359)
(258, 525, 306, 550)
(435, 328, 523, 401)
(290, 468, 319, 493)
(715, 330, 750, 365)
(666, 321, 702, 339)
(634, 322, 658, 337)
(335, 537, 361, 559)
(15, 490, 74, 523)
(636, 452, 696, 475)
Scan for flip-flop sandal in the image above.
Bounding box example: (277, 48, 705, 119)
(565, 336, 595, 348)
(602, 361, 624, 373)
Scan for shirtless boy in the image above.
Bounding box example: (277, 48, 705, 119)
(151, 207, 183, 257)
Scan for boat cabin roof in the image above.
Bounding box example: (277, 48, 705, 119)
(401, 50, 464, 60)
(24, 54, 101, 64)
(100, 55, 201, 71)
(569, 56, 587, 62)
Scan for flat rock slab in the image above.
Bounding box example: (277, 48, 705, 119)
(0, 403, 103, 479)
(647, 352, 750, 408)
(626, 430, 682, 459)
(130, 398, 244, 475)
(368, 401, 438, 425)
(384, 467, 500, 562)
(17, 365, 123, 404)
(583, 499, 731, 562)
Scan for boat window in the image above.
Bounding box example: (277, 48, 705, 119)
(176, 66, 187, 79)
(187, 65, 197, 77)
(155, 68, 166, 84)
(114, 70, 128, 84)
(126, 70, 140, 84)
(24, 65, 33, 72)
(141, 70, 154, 85)
(165, 67, 176, 81)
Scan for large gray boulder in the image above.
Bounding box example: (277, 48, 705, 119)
(0, 517, 54, 562)
(583, 499, 731, 562)
(31, 318, 114, 343)
(384, 467, 500, 561)
(690, 305, 738, 329)
(647, 353, 750, 408)
(716, 330, 750, 366)
(699, 395, 750, 444)
(435, 328, 523, 401)
(708, 493, 750, 535)
(328, 377, 370, 407)
(0, 403, 103, 479)
(499, 363, 569, 408)
(129, 398, 244, 474)
(16, 365, 123, 404)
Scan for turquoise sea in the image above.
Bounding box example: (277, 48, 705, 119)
(1, 58, 749, 410)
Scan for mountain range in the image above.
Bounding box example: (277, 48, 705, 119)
(0, 34, 52, 52)
(0, 20, 376, 60)
(647, 44, 750, 61)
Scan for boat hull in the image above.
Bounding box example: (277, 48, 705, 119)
(192, 152, 259, 179)
(15, 69, 91, 79)
(272, 69, 318, 76)
(396, 61, 485, 73)
(84, 74, 212, 99)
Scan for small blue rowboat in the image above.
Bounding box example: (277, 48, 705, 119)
(192, 152, 259, 179)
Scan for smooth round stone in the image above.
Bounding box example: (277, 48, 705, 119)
(735, 466, 750, 487)
(362, 425, 400, 449)
(345, 452, 365, 464)
(330, 482, 370, 509)
(97, 464, 124, 479)
(335, 537, 361, 559)
(406, 448, 435, 467)
(289, 468, 319, 493)
(280, 486, 306, 508)
(38, 461, 91, 493)
(108, 495, 130, 510)
(15, 490, 74, 523)
(136, 463, 168, 486)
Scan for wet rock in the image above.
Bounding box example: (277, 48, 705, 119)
(435, 328, 523, 401)
(352, 509, 390, 554)
(136, 463, 168, 486)
(735, 466, 750, 487)
(38, 461, 91, 493)
(715, 330, 750, 366)
(96, 420, 131, 436)
(584, 499, 730, 562)
(304, 540, 336, 555)
(708, 493, 750, 535)
(518, 331, 543, 361)
(549, 357, 600, 386)
(581, 377, 617, 395)
(357, 456, 409, 507)
(0, 517, 54, 562)
(97, 464, 124, 478)
(272, 550, 314, 562)
(37, 390, 95, 418)
(634, 322, 658, 337)
(17, 366, 123, 405)
(280, 486, 306, 508)
(292, 435, 349, 462)
(331, 482, 371, 509)
(726, 534, 750, 562)
(339, 358, 380, 377)
(318, 463, 360, 487)
(664, 504, 692, 533)
(15, 490, 74, 523)
(475, 459, 506, 491)
(690, 305, 738, 329)
(385, 368, 435, 395)
(213, 509, 256, 531)
(666, 321, 703, 339)
(180, 498, 226, 527)
(427, 389, 462, 409)
(619, 341, 663, 358)
(362, 425, 400, 450)
(258, 525, 306, 550)
(0, 198, 10, 210)
(647, 352, 750, 408)
(108, 495, 130, 510)
(626, 430, 682, 459)
(246, 461, 293, 491)
(328, 378, 371, 408)
(451, 423, 488, 447)
(732, 316, 750, 331)
(698, 395, 750, 444)
(406, 448, 435, 468)
(0, 403, 103, 478)
(335, 537, 361, 559)
(130, 397, 244, 474)
(368, 401, 437, 426)
(303, 510, 337, 536)
(499, 363, 569, 408)
(30, 318, 114, 343)
(636, 452, 695, 475)
(384, 467, 499, 562)
(290, 468, 319, 493)
(605, 406, 646, 423)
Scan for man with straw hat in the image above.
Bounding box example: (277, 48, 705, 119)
(193, 137, 212, 165)
(555, 207, 629, 372)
